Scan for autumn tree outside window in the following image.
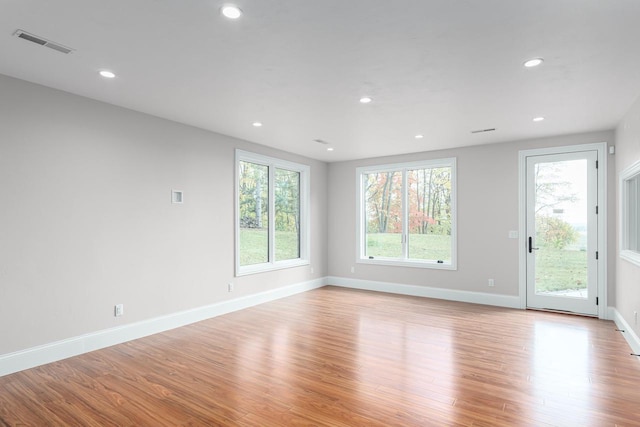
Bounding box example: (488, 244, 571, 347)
(356, 158, 457, 270)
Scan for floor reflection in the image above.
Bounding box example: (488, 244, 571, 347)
(5, 287, 636, 425)
(530, 320, 592, 425)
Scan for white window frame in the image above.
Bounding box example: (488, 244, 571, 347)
(620, 159, 640, 267)
(235, 150, 310, 276)
(356, 157, 457, 270)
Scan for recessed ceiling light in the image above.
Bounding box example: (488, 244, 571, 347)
(533, 116, 545, 122)
(359, 96, 372, 104)
(524, 58, 544, 68)
(221, 5, 242, 19)
(327, 147, 334, 151)
(415, 134, 424, 139)
(252, 122, 262, 127)
(99, 70, 116, 79)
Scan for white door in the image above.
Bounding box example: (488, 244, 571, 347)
(525, 150, 599, 315)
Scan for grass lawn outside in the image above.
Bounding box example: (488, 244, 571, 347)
(366, 233, 451, 262)
(241, 230, 586, 293)
(535, 245, 587, 292)
(239, 228, 299, 266)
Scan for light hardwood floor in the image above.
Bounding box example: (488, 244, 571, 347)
(1, 286, 639, 426)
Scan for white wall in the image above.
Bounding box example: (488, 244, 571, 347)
(0, 74, 328, 356)
(328, 131, 616, 301)
(0, 70, 624, 365)
(615, 95, 640, 339)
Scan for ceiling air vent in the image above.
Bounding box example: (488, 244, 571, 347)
(13, 30, 74, 54)
(470, 128, 496, 134)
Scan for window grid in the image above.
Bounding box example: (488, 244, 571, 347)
(357, 158, 457, 270)
(235, 150, 310, 276)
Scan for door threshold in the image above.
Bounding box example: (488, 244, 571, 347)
(526, 307, 597, 318)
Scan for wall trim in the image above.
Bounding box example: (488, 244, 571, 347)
(609, 307, 640, 356)
(327, 276, 521, 309)
(0, 278, 326, 377)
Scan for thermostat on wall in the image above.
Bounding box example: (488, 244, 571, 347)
(171, 190, 183, 204)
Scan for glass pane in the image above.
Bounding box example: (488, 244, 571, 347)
(238, 161, 269, 266)
(275, 168, 300, 261)
(407, 167, 452, 262)
(364, 171, 402, 258)
(534, 159, 588, 298)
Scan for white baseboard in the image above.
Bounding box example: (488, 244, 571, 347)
(608, 307, 640, 355)
(0, 278, 326, 377)
(8, 275, 600, 377)
(327, 276, 521, 309)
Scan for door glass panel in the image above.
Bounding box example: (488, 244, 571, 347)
(534, 159, 588, 298)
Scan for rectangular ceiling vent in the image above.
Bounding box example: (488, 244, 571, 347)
(13, 30, 74, 54)
(470, 128, 496, 134)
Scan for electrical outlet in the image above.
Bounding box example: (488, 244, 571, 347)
(114, 304, 124, 317)
(635, 311, 638, 325)
(488, 279, 495, 287)
(350, 266, 355, 273)
(310, 267, 314, 274)
(228, 282, 234, 292)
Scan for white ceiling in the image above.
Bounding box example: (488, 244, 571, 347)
(2, 0, 640, 162)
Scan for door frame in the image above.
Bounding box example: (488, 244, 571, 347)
(518, 142, 608, 319)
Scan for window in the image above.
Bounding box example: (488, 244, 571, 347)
(620, 159, 640, 267)
(236, 150, 310, 276)
(356, 158, 457, 269)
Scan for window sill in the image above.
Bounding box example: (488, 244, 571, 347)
(357, 257, 457, 270)
(620, 250, 640, 268)
(236, 259, 310, 277)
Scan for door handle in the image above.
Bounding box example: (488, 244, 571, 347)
(528, 236, 539, 253)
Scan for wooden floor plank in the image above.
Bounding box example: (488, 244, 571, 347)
(1, 286, 640, 426)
